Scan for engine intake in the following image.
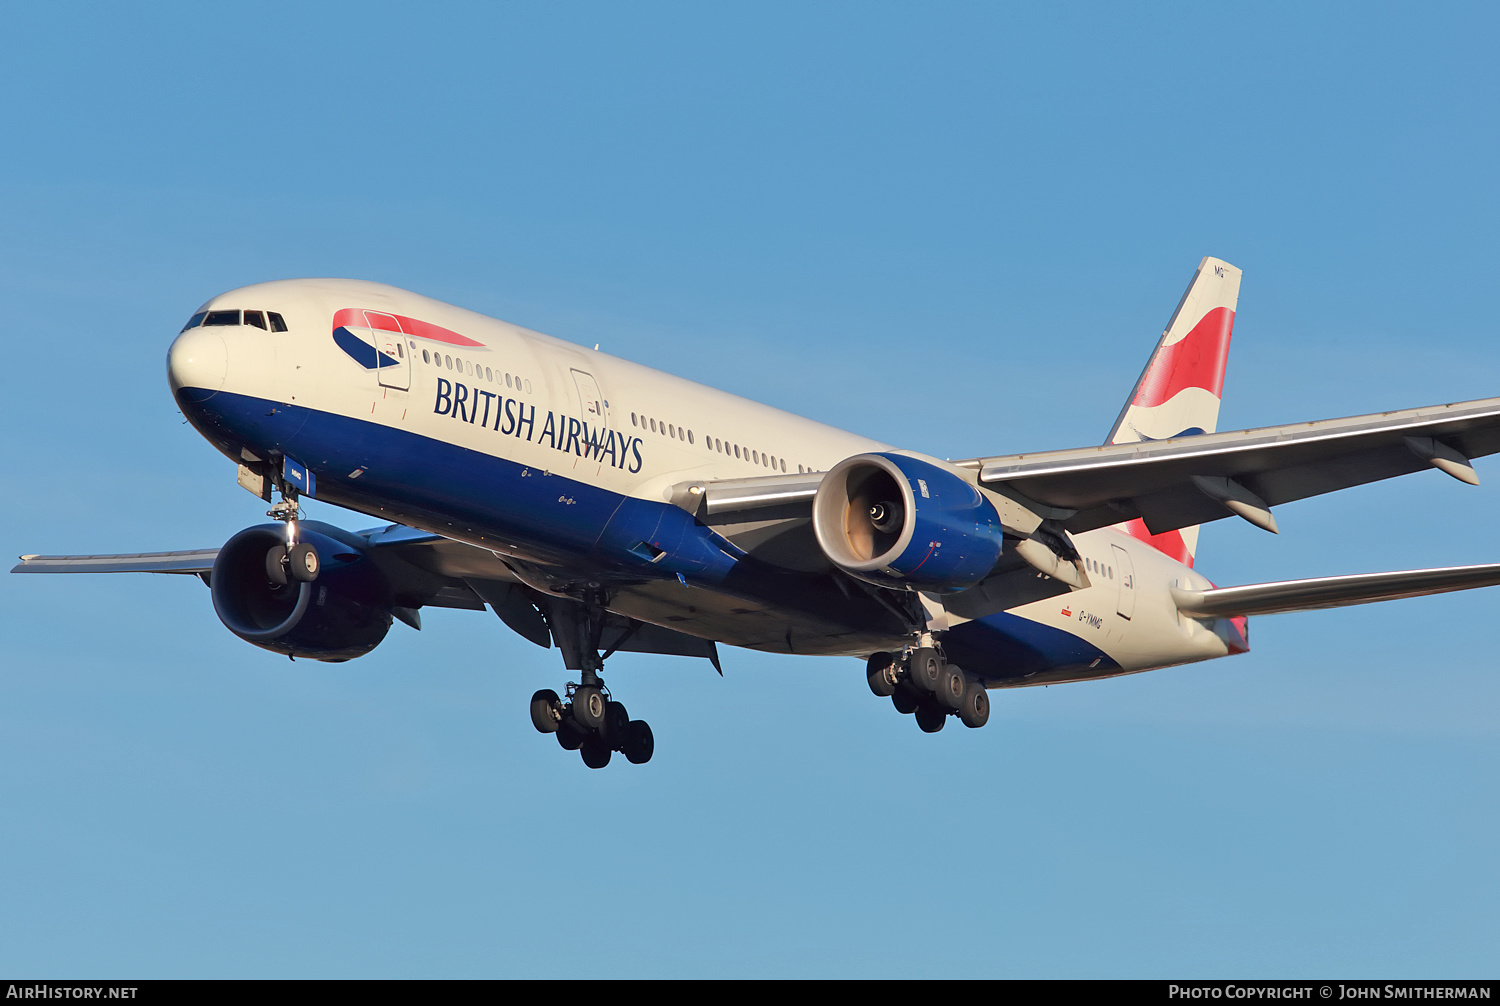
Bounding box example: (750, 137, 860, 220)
(812, 452, 1004, 592)
(211, 521, 394, 661)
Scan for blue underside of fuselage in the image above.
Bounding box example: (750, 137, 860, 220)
(176, 386, 1116, 681)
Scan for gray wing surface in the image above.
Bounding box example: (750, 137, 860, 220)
(13, 550, 219, 574)
(973, 396, 1500, 535)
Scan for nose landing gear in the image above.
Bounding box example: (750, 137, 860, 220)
(866, 642, 990, 732)
(263, 484, 320, 585)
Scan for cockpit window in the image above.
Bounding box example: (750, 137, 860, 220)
(267, 311, 288, 332)
(243, 310, 267, 330)
(181, 312, 207, 332)
(204, 310, 241, 326)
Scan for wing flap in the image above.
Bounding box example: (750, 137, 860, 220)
(1171, 562, 1500, 618)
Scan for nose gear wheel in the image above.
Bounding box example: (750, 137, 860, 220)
(264, 481, 319, 585)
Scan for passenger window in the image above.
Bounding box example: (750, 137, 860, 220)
(650, 418, 657, 433)
(780, 459, 786, 472)
(631, 413, 637, 426)
(243, 310, 267, 330)
(525, 379, 532, 393)
(486, 367, 492, 381)
(181, 312, 207, 332)
(734, 445, 741, 459)
(204, 310, 240, 326)
(687, 431, 694, 445)
(422, 350, 430, 364)
(445, 355, 453, 369)
(669, 424, 676, 438)
(267, 312, 288, 332)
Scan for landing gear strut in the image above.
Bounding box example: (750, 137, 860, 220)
(263, 485, 319, 585)
(866, 640, 990, 732)
(528, 588, 655, 768)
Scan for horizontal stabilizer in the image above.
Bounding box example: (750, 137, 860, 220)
(1171, 562, 1500, 618)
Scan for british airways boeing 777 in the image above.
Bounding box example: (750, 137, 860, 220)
(16, 258, 1500, 768)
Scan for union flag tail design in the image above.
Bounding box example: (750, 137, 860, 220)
(1108, 257, 1242, 567)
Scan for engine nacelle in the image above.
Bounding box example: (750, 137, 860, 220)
(812, 452, 1004, 592)
(211, 521, 394, 661)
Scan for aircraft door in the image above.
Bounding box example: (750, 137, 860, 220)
(366, 311, 411, 391)
(571, 369, 608, 425)
(1111, 543, 1135, 620)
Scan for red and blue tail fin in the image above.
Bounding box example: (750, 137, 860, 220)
(1109, 257, 1241, 567)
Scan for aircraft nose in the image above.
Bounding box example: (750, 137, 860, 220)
(167, 327, 228, 399)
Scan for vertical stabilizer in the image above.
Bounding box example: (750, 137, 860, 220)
(1109, 257, 1241, 567)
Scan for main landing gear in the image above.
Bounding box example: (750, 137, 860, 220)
(529, 677, 655, 768)
(865, 642, 990, 732)
(527, 588, 654, 769)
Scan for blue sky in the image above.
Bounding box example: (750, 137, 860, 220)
(2, 2, 1498, 977)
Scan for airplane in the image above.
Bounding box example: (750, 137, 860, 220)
(15, 257, 1500, 769)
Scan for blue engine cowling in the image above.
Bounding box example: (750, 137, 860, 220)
(210, 521, 394, 661)
(812, 452, 1004, 592)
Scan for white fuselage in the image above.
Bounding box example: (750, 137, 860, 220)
(168, 278, 1240, 685)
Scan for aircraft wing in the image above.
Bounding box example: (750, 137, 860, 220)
(10, 525, 500, 611)
(1171, 562, 1500, 618)
(972, 396, 1500, 536)
(11, 524, 723, 662)
(687, 396, 1500, 540)
(12, 549, 220, 574)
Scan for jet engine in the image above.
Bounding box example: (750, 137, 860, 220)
(811, 452, 1005, 592)
(210, 521, 394, 661)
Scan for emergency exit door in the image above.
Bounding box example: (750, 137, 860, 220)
(572, 369, 607, 424)
(1111, 543, 1135, 620)
(366, 311, 411, 391)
